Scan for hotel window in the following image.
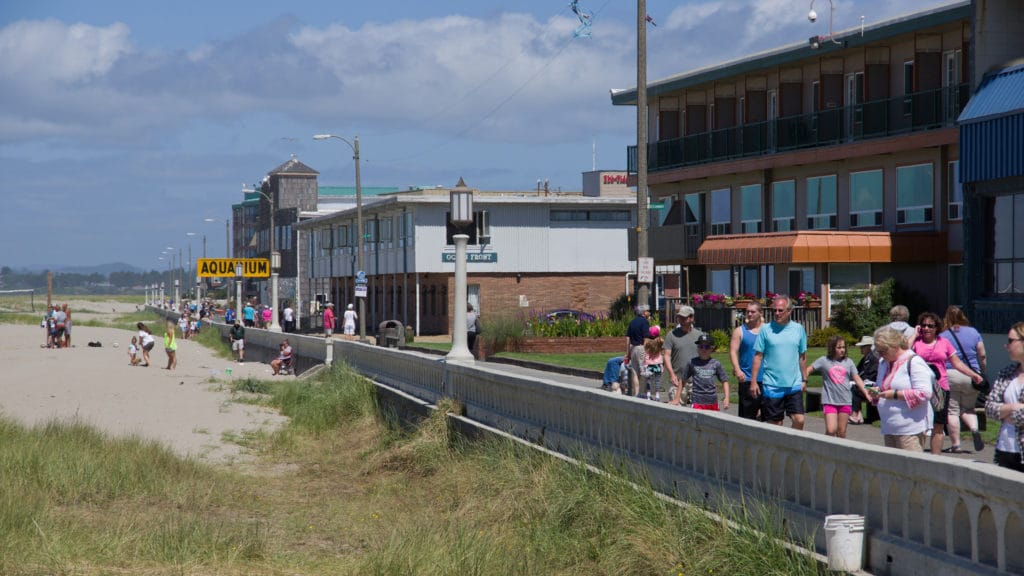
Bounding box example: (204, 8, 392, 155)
(849, 169, 883, 227)
(399, 212, 413, 248)
(739, 184, 762, 233)
(806, 175, 837, 229)
(987, 192, 1024, 295)
(709, 188, 731, 235)
(772, 180, 795, 231)
(948, 161, 962, 221)
(896, 163, 934, 224)
(684, 192, 702, 241)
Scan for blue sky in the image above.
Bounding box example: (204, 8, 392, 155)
(0, 0, 948, 270)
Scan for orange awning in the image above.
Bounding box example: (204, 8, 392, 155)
(697, 231, 893, 265)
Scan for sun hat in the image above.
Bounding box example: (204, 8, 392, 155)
(854, 335, 874, 347)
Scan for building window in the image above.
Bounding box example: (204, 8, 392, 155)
(380, 217, 393, 249)
(849, 169, 883, 228)
(335, 225, 348, 249)
(772, 180, 795, 231)
(987, 192, 1024, 295)
(550, 210, 588, 221)
(364, 219, 377, 250)
(684, 192, 702, 242)
(789, 266, 815, 297)
(903, 60, 914, 115)
(474, 210, 491, 245)
(806, 175, 837, 229)
(948, 264, 963, 306)
(948, 161, 962, 221)
(709, 188, 731, 235)
(739, 184, 762, 233)
(550, 209, 629, 222)
(399, 211, 413, 248)
(896, 163, 934, 224)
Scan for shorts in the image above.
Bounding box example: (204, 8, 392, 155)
(823, 404, 853, 415)
(884, 433, 926, 451)
(143, 341, 155, 352)
(946, 369, 980, 419)
(932, 390, 951, 425)
(325, 328, 334, 337)
(761, 391, 805, 423)
(692, 403, 720, 411)
(232, 340, 244, 351)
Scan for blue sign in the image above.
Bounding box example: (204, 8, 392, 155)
(355, 270, 367, 285)
(442, 252, 497, 263)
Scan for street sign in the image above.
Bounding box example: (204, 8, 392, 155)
(648, 202, 665, 209)
(441, 252, 497, 263)
(355, 270, 367, 285)
(637, 257, 655, 283)
(196, 258, 270, 278)
(354, 285, 368, 298)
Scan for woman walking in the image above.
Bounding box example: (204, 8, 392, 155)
(985, 322, 1024, 472)
(939, 306, 988, 453)
(869, 327, 933, 452)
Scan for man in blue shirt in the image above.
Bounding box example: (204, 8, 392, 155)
(751, 295, 808, 429)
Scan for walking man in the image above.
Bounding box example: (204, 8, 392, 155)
(729, 301, 764, 420)
(664, 305, 703, 405)
(229, 320, 245, 363)
(751, 295, 807, 429)
(625, 304, 651, 393)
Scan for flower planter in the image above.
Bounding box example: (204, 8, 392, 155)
(733, 299, 752, 310)
(804, 301, 821, 308)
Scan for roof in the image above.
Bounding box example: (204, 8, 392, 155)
(959, 64, 1024, 182)
(958, 64, 1024, 124)
(319, 186, 401, 198)
(610, 1, 970, 105)
(268, 157, 319, 176)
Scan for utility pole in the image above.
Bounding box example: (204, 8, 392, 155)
(636, 0, 650, 308)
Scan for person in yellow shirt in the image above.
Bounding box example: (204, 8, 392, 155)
(164, 320, 178, 370)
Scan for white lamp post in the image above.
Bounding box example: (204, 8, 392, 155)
(174, 278, 180, 311)
(235, 262, 244, 325)
(313, 133, 367, 342)
(447, 179, 475, 362)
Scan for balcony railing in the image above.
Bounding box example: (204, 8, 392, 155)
(628, 83, 968, 173)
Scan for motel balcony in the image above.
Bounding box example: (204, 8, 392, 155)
(627, 84, 969, 174)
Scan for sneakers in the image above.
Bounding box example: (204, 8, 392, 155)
(654, 393, 661, 402)
(973, 431, 985, 452)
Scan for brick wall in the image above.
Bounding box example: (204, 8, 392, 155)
(450, 272, 625, 332)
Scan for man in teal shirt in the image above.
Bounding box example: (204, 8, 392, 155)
(751, 295, 808, 429)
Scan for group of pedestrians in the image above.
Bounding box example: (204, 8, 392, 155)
(321, 302, 358, 338)
(41, 303, 71, 349)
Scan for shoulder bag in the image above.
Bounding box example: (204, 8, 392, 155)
(947, 328, 990, 393)
(908, 353, 945, 413)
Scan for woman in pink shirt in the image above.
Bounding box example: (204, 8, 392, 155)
(322, 302, 335, 337)
(911, 311, 984, 454)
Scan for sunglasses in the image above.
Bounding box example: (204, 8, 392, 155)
(772, 308, 787, 313)
(920, 324, 937, 329)
(1009, 337, 1024, 346)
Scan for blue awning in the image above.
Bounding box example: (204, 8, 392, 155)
(959, 64, 1024, 183)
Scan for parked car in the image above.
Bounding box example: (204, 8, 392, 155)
(543, 309, 596, 324)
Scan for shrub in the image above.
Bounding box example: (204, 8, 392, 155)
(830, 278, 895, 340)
(710, 329, 730, 351)
(608, 293, 633, 320)
(808, 326, 855, 348)
(481, 315, 527, 353)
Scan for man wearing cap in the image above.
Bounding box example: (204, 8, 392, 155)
(229, 320, 245, 363)
(323, 302, 336, 338)
(729, 301, 764, 420)
(751, 295, 808, 429)
(663, 305, 704, 404)
(625, 305, 651, 394)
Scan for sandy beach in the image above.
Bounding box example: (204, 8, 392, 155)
(0, 301, 287, 464)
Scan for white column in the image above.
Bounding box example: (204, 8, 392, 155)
(268, 270, 282, 332)
(446, 234, 474, 362)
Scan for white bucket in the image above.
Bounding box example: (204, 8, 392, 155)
(824, 514, 865, 572)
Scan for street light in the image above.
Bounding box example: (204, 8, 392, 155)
(313, 133, 367, 342)
(203, 217, 230, 258)
(241, 182, 282, 332)
(235, 262, 244, 326)
(446, 180, 475, 363)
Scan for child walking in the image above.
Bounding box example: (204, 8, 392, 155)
(675, 334, 729, 410)
(805, 335, 870, 438)
(642, 326, 664, 400)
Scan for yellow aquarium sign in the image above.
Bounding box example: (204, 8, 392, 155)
(196, 258, 270, 278)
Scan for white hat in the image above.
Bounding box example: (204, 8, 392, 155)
(855, 336, 874, 347)
(347, 303, 354, 310)
(325, 302, 334, 307)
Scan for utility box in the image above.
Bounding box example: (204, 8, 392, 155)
(377, 320, 405, 348)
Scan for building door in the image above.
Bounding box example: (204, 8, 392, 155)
(468, 284, 480, 313)
(943, 49, 962, 122)
(845, 72, 863, 141)
(767, 89, 778, 152)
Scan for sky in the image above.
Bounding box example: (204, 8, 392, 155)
(0, 0, 950, 271)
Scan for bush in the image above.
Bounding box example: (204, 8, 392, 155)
(608, 293, 633, 320)
(481, 315, 527, 353)
(710, 329, 730, 351)
(808, 326, 855, 348)
(830, 277, 895, 340)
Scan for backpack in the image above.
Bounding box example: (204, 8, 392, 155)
(907, 354, 945, 412)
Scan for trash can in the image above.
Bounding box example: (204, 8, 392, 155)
(823, 514, 865, 572)
(377, 320, 405, 348)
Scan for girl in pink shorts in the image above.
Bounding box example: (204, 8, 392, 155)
(805, 335, 871, 438)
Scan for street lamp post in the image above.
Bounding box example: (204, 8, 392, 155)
(313, 133, 366, 342)
(242, 183, 282, 332)
(446, 182, 475, 363)
(235, 262, 244, 326)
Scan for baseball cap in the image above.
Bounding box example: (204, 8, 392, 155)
(676, 305, 695, 317)
(696, 334, 713, 347)
(648, 325, 661, 338)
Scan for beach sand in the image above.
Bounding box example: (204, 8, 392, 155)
(0, 307, 287, 465)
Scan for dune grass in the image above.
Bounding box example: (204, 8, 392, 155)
(0, 358, 826, 575)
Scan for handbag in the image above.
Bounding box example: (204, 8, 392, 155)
(946, 328, 990, 393)
(908, 354, 945, 413)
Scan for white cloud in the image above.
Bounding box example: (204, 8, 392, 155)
(0, 19, 132, 83)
